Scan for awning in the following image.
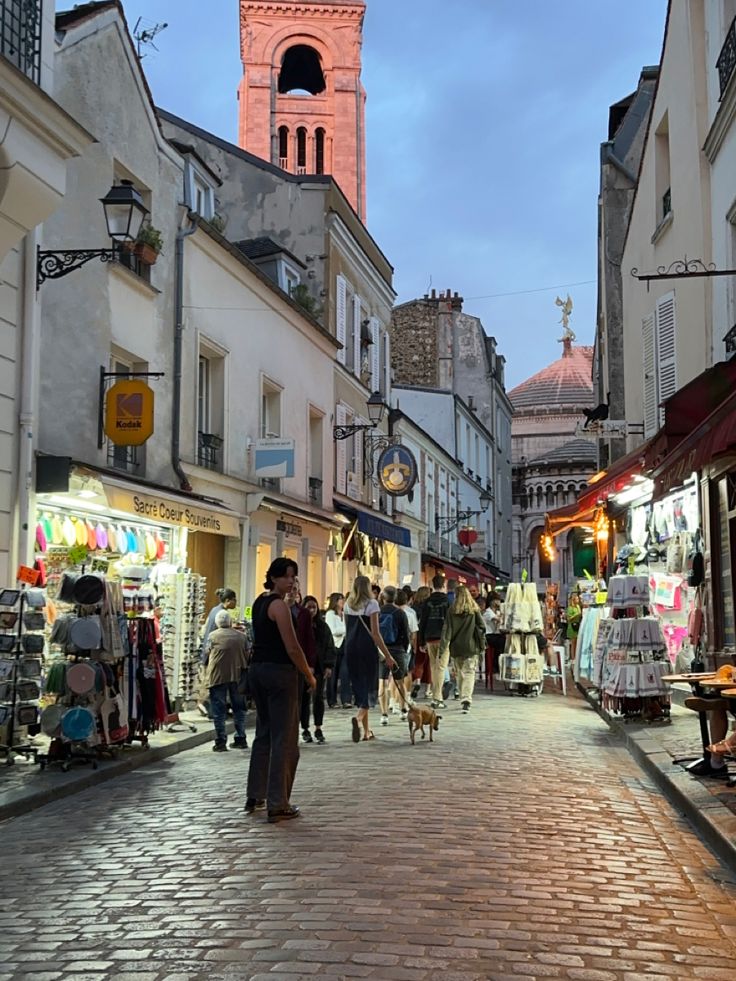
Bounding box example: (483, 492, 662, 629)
(545, 499, 599, 538)
(652, 387, 736, 499)
(461, 558, 496, 585)
(335, 503, 411, 547)
(578, 439, 654, 510)
(421, 554, 478, 586)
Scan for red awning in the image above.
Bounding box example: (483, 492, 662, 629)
(653, 388, 736, 498)
(461, 558, 496, 585)
(545, 498, 599, 538)
(422, 555, 478, 586)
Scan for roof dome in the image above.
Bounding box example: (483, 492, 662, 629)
(509, 341, 594, 411)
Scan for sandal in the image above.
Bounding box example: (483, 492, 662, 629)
(351, 717, 360, 743)
(707, 738, 736, 755)
(362, 730, 375, 741)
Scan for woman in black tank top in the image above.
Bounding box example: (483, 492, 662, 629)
(245, 558, 316, 824)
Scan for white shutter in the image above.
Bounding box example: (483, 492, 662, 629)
(370, 319, 380, 391)
(656, 292, 677, 422)
(642, 313, 657, 438)
(335, 404, 348, 494)
(336, 275, 347, 364)
(383, 329, 391, 398)
(355, 416, 366, 486)
(353, 296, 362, 376)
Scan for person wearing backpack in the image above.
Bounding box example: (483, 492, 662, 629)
(418, 575, 450, 708)
(377, 585, 410, 726)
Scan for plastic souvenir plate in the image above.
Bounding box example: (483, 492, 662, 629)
(61, 706, 96, 741)
(66, 662, 97, 694)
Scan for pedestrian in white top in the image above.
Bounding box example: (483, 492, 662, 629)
(324, 593, 350, 708)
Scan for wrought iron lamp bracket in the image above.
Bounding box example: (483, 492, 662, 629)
(631, 256, 736, 291)
(37, 245, 121, 290)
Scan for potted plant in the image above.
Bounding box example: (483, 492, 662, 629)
(134, 224, 163, 265)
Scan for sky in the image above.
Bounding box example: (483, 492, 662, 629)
(62, 0, 667, 389)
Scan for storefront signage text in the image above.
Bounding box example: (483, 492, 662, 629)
(277, 518, 302, 537)
(104, 486, 241, 538)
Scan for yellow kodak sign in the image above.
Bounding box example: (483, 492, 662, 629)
(104, 379, 154, 446)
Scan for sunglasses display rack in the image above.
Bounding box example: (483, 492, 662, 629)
(0, 587, 44, 765)
(159, 572, 207, 706)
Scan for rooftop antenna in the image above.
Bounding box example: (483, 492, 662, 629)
(133, 17, 168, 59)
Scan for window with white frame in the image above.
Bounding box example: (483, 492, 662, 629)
(261, 379, 282, 438)
(197, 341, 226, 471)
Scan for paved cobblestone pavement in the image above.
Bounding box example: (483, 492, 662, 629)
(2, 689, 736, 981)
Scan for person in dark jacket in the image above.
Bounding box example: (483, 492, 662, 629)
(302, 595, 336, 743)
(418, 575, 450, 708)
(286, 584, 317, 743)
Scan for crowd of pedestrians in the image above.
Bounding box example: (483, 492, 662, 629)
(200, 560, 501, 824)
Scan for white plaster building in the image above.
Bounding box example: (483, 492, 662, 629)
(0, 0, 91, 584)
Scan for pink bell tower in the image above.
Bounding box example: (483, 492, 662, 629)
(238, 0, 367, 222)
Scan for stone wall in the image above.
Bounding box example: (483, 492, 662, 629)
(389, 298, 440, 388)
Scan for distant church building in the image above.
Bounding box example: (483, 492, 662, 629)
(509, 334, 597, 598)
(238, 0, 367, 221)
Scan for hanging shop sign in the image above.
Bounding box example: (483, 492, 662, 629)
(377, 444, 418, 497)
(103, 486, 241, 538)
(104, 380, 154, 446)
(255, 438, 295, 478)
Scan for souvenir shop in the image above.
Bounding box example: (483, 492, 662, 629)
(1, 464, 243, 767)
(333, 505, 406, 596)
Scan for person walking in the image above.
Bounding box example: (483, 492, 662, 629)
(302, 595, 335, 743)
(439, 584, 486, 714)
(286, 585, 318, 743)
(410, 585, 432, 699)
(245, 558, 316, 824)
(396, 588, 417, 714)
(344, 575, 396, 742)
(418, 575, 450, 709)
(205, 609, 250, 752)
(376, 585, 410, 726)
(325, 593, 350, 708)
(197, 587, 238, 718)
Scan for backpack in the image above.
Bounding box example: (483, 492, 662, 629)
(379, 609, 399, 646)
(423, 595, 448, 641)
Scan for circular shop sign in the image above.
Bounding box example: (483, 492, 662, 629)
(377, 444, 418, 497)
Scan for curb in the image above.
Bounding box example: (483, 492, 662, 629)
(0, 720, 232, 823)
(577, 682, 736, 875)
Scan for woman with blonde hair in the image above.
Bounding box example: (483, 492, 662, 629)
(439, 584, 486, 714)
(343, 575, 396, 742)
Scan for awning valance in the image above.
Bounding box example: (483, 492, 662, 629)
(335, 503, 411, 547)
(461, 558, 496, 585)
(545, 499, 599, 539)
(652, 388, 736, 499)
(421, 554, 478, 586)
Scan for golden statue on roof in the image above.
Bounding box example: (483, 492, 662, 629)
(555, 294, 575, 343)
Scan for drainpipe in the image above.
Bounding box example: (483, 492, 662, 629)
(16, 229, 41, 569)
(173, 214, 199, 492)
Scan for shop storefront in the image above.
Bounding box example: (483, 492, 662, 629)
(21, 461, 242, 767)
(335, 504, 407, 595)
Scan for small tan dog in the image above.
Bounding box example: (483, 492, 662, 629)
(407, 705, 441, 744)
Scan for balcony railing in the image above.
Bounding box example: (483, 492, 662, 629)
(197, 431, 223, 472)
(717, 15, 736, 100)
(1, 0, 42, 85)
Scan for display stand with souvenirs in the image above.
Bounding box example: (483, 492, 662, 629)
(159, 571, 207, 708)
(593, 574, 671, 723)
(0, 586, 44, 765)
(499, 577, 545, 696)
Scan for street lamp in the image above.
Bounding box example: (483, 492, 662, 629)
(333, 391, 387, 440)
(436, 487, 493, 533)
(37, 180, 149, 289)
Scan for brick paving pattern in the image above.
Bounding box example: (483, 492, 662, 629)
(1, 689, 736, 980)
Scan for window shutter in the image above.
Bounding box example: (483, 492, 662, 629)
(355, 417, 367, 486)
(642, 313, 657, 438)
(353, 296, 362, 375)
(336, 275, 347, 364)
(370, 319, 380, 391)
(656, 292, 677, 422)
(383, 329, 391, 397)
(335, 404, 348, 494)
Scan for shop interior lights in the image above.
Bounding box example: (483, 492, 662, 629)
(540, 532, 556, 561)
(594, 508, 610, 542)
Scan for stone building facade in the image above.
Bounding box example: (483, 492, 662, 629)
(238, 0, 367, 221)
(390, 290, 513, 576)
(510, 339, 597, 598)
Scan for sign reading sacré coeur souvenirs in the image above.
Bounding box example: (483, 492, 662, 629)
(377, 444, 418, 497)
(104, 380, 154, 446)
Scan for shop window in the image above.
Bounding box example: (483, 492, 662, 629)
(197, 343, 226, 472)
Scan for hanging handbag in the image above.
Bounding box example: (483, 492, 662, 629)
(688, 586, 704, 648)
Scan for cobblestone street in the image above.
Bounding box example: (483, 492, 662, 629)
(2, 690, 736, 981)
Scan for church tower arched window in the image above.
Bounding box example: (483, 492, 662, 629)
(278, 126, 289, 169)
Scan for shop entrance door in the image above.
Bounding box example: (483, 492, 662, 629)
(187, 532, 225, 611)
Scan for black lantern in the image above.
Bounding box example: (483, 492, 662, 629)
(366, 391, 387, 426)
(101, 180, 148, 243)
(479, 488, 493, 511)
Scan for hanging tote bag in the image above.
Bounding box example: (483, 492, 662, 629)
(688, 586, 704, 648)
